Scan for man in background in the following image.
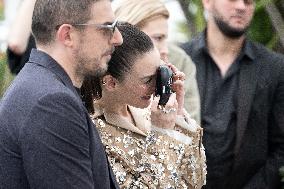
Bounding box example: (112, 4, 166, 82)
(182, 0, 284, 188)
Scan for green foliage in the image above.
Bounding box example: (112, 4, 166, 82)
(189, 0, 206, 34)
(0, 0, 4, 21)
(177, 21, 191, 39)
(193, 0, 206, 33)
(0, 54, 5, 84)
(0, 53, 14, 97)
(255, 0, 272, 10)
(248, 7, 274, 46)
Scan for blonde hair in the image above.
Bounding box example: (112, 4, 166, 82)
(114, 0, 169, 29)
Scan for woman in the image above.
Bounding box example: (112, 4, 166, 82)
(113, 0, 201, 124)
(82, 23, 206, 188)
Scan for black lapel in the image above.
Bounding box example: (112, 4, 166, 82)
(29, 49, 81, 99)
(234, 60, 258, 154)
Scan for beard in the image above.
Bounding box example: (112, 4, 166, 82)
(213, 15, 249, 39)
(73, 49, 109, 80)
(81, 56, 107, 78)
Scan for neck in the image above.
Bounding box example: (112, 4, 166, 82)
(205, 22, 246, 76)
(98, 94, 130, 118)
(206, 22, 245, 58)
(37, 45, 84, 88)
(99, 96, 136, 125)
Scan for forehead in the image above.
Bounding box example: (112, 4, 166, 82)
(212, 0, 254, 6)
(142, 16, 168, 36)
(131, 48, 161, 76)
(90, 0, 115, 23)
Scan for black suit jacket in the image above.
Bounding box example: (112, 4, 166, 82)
(182, 33, 284, 189)
(0, 49, 119, 189)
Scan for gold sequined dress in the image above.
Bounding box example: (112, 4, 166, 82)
(91, 105, 206, 189)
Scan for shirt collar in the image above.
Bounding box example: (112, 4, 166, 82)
(194, 30, 208, 54)
(196, 30, 256, 61)
(92, 103, 151, 136)
(242, 39, 255, 60)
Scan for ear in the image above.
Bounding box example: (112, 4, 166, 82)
(56, 24, 75, 47)
(101, 75, 118, 91)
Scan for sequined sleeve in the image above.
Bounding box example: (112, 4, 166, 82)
(174, 110, 207, 187)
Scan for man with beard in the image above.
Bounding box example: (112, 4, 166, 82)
(0, 0, 123, 188)
(182, 0, 284, 188)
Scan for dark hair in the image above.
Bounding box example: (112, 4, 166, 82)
(81, 22, 154, 113)
(32, 0, 99, 45)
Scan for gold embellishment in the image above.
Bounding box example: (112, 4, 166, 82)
(93, 116, 207, 188)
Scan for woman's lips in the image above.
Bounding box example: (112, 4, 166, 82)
(141, 95, 152, 100)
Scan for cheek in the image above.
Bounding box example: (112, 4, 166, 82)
(142, 84, 156, 95)
(153, 40, 163, 51)
(247, 8, 254, 20)
(150, 38, 160, 49)
(88, 36, 107, 52)
(132, 85, 151, 97)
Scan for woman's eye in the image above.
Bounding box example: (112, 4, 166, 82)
(153, 36, 164, 42)
(145, 78, 152, 84)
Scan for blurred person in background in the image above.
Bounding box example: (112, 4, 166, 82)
(182, 0, 284, 188)
(6, 0, 36, 74)
(113, 0, 201, 124)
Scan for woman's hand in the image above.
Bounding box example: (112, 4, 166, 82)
(167, 63, 185, 115)
(150, 93, 178, 130)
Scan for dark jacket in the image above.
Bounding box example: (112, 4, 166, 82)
(7, 35, 35, 74)
(181, 33, 284, 189)
(0, 49, 119, 189)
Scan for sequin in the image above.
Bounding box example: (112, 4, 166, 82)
(97, 118, 105, 127)
(116, 171, 126, 184)
(115, 137, 121, 143)
(128, 149, 135, 157)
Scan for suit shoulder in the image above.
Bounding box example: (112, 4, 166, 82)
(247, 42, 284, 87)
(1, 65, 81, 116)
(250, 42, 284, 63)
(35, 91, 85, 116)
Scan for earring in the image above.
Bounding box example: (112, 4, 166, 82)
(102, 80, 107, 85)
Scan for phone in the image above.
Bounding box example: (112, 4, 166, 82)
(155, 65, 173, 106)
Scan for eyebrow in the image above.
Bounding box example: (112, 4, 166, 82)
(152, 34, 167, 38)
(102, 21, 114, 25)
(140, 74, 156, 80)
